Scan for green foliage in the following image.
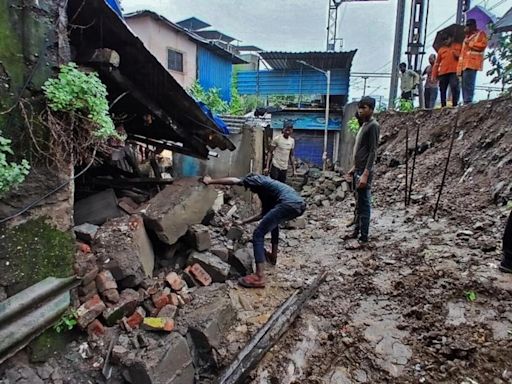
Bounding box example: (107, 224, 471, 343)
(465, 290, 477, 302)
(53, 308, 78, 333)
(487, 31, 512, 93)
(268, 95, 297, 107)
(42, 63, 116, 139)
(395, 98, 415, 112)
(347, 117, 360, 136)
(0, 132, 30, 197)
(188, 81, 229, 115)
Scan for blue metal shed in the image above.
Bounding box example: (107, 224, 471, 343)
(197, 46, 233, 102)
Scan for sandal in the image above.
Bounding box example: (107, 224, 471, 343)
(265, 249, 277, 266)
(238, 274, 265, 288)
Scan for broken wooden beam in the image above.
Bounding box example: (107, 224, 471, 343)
(217, 269, 328, 384)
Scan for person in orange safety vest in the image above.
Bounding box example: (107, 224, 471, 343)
(457, 18, 488, 105)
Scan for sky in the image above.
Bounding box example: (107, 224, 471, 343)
(121, 0, 512, 103)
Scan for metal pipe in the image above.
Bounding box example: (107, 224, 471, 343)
(323, 70, 331, 171)
(408, 123, 421, 204)
(433, 115, 459, 220)
(405, 123, 409, 206)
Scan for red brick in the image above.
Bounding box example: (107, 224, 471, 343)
(182, 267, 198, 288)
(78, 242, 91, 254)
(125, 307, 146, 330)
(152, 289, 170, 310)
(102, 288, 120, 303)
(96, 270, 118, 293)
(78, 280, 97, 297)
(77, 294, 106, 328)
(81, 266, 99, 286)
(169, 292, 180, 307)
(157, 304, 177, 319)
(165, 272, 185, 291)
(142, 317, 175, 332)
(87, 319, 105, 337)
(190, 263, 212, 286)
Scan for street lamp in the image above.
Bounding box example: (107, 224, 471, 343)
(297, 60, 331, 171)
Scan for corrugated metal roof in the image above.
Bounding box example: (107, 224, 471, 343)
(495, 6, 512, 32)
(195, 30, 236, 43)
(176, 17, 211, 31)
(260, 51, 357, 71)
(125, 11, 246, 64)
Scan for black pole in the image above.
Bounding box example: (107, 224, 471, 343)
(433, 115, 459, 220)
(405, 124, 409, 206)
(408, 123, 421, 204)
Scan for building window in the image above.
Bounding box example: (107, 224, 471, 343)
(167, 49, 183, 72)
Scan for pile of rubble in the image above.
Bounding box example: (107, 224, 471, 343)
(69, 178, 258, 383)
(300, 170, 352, 208)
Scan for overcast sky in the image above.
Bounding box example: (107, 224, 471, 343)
(122, 0, 512, 103)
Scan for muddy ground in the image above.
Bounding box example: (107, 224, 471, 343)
(218, 98, 512, 384)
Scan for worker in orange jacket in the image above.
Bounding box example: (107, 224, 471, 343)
(432, 34, 462, 107)
(457, 18, 488, 104)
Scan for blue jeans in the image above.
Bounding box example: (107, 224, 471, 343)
(424, 87, 438, 109)
(462, 69, 477, 104)
(253, 203, 305, 263)
(353, 171, 372, 242)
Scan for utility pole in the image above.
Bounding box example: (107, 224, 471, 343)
(388, 0, 407, 109)
(362, 76, 369, 96)
(326, 0, 343, 51)
(456, 0, 471, 24)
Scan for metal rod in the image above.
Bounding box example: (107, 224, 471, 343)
(323, 70, 331, 171)
(433, 114, 459, 220)
(408, 122, 421, 204)
(405, 123, 409, 206)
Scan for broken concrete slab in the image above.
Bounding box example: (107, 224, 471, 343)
(226, 226, 244, 241)
(229, 248, 254, 275)
(73, 223, 99, 243)
(185, 224, 211, 251)
(286, 217, 306, 229)
(188, 252, 231, 283)
(94, 215, 154, 289)
(122, 332, 195, 384)
(210, 245, 229, 262)
(143, 179, 217, 245)
(74, 189, 122, 226)
(103, 289, 140, 327)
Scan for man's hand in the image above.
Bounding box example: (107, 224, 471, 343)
(357, 174, 368, 190)
(201, 175, 212, 185)
(233, 219, 243, 226)
(344, 167, 355, 182)
(263, 168, 269, 176)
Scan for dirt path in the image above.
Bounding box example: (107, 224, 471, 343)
(225, 197, 512, 384)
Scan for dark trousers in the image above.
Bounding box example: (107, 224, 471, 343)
(462, 69, 477, 104)
(502, 211, 512, 267)
(353, 171, 372, 242)
(270, 165, 287, 183)
(424, 87, 438, 109)
(401, 91, 413, 101)
(253, 203, 305, 263)
(438, 73, 460, 107)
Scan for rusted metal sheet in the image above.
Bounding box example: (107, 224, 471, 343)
(0, 276, 80, 364)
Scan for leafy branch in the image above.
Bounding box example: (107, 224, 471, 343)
(0, 133, 30, 197)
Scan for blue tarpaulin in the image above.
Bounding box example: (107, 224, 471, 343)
(105, 0, 123, 18)
(197, 101, 230, 135)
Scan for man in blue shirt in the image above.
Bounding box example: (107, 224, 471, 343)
(201, 173, 306, 288)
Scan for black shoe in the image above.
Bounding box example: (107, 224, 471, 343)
(358, 237, 368, 244)
(499, 262, 512, 274)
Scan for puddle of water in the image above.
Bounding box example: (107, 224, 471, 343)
(282, 319, 319, 384)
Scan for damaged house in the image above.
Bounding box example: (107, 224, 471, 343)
(0, 1, 263, 382)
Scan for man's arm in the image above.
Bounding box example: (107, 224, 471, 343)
(359, 123, 379, 189)
(201, 176, 243, 186)
(240, 213, 263, 225)
(469, 31, 488, 51)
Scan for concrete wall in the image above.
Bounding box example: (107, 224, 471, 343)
(127, 16, 197, 89)
(338, 102, 358, 172)
(173, 125, 264, 179)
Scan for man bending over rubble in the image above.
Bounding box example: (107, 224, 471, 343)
(201, 173, 306, 288)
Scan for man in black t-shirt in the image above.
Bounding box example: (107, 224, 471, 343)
(499, 211, 512, 273)
(201, 173, 306, 288)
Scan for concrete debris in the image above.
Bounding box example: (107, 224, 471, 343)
(77, 294, 107, 329)
(143, 179, 217, 245)
(103, 288, 140, 326)
(74, 188, 122, 226)
(189, 252, 231, 283)
(229, 247, 255, 275)
(94, 215, 155, 288)
(73, 223, 99, 243)
(226, 225, 244, 241)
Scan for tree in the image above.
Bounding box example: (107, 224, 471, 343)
(487, 32, 512, 93)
